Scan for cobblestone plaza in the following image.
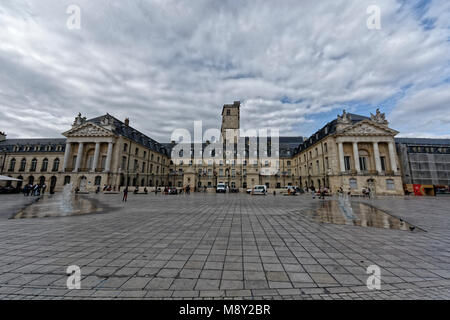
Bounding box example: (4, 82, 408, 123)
(0, 193, 449, 300)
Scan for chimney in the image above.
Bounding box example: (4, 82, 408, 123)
(0, 131, 6, 142)
(233, 101, 240, 107)
(124, 118, 130, 126)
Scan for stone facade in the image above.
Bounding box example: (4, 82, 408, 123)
(1, 104, 404, 195)
(292, 110, 403, 195)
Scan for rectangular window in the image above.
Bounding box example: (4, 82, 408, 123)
(380, 156, 386, 171)
(349, 178, 358, 189)
(344, 156, 351, 171)
(386, 179, 395, 190)
(359, 157, 368, 171)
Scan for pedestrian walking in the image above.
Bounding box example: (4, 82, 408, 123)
(123, 186, 128, 202)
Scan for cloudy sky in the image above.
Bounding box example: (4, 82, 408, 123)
(0, 0, 449, 142)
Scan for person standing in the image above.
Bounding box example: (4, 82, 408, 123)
(123, 186, 128, 202)
(41, 183, 47, 196)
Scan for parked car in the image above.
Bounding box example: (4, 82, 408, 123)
(216, 183, 227, 193)
(246, 188, 252, 194)
(252, 185, 267, 195)
(0, 186, 19, 194)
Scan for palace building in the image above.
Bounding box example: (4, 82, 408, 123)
(0, 102, 413, 195)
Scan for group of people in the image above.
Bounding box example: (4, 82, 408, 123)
(121, 185, 193, 202)
(22, 183, 46, 197)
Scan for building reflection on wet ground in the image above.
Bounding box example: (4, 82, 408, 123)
(308, 198, 423, 232)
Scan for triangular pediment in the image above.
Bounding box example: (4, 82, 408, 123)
(63, 122, 114, 137)
(339, 120, 398, 136)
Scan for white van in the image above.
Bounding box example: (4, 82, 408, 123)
(252, 185, 267, 195)
(216, 183, 227, 193)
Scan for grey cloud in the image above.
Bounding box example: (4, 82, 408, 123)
(0, 0, 449, 142)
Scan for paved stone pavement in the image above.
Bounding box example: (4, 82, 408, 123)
(0, 193, 449, 300)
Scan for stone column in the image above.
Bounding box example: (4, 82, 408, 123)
(353, 142, 360, 173)
(338, 142, 345, 173)
(74, 142, 84, 172)
(63, 142, 71, 172)
(373, 142, 382, 174)
(91, 142, 100, 172)
(104, 142, 113, 172)
(388, 141, 398, 174)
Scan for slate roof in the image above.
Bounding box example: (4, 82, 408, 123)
(87, 115, 170, 156)
(395, 138, 450, 146)
(0, 138, 66, 153)
(293, 113, 370, 155)
(162, 136, 304, 159)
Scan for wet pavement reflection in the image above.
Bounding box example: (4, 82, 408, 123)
(308, 198, 423, 231)
(11, 194, 101, 219)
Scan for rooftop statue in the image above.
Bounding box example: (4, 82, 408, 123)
(370, 108, 388, 125)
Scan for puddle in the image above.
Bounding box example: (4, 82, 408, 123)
(306, 198, 423, 231)
(11, 194, 102, 219)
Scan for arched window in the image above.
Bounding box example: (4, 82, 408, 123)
(8, 158, 16, 172)
(94, 176, 101, 186)
(64, 176, 71, 185)
(20, 158, 26, 171)
(30, 158, 37, 172)
(141, 178, 145, 187)
(52, 158, 60, 172)
(41, 158, 48, 172)
(39, 176, 46, 185)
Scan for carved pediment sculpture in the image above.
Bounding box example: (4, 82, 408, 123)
(64, 122, 113, 137)
(72, 112, 87, 127)
(100, 114, 113, 126)
(340, 120, 398, 136)
(370, 108, 389, 125)
(337, 109, 351, 124)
